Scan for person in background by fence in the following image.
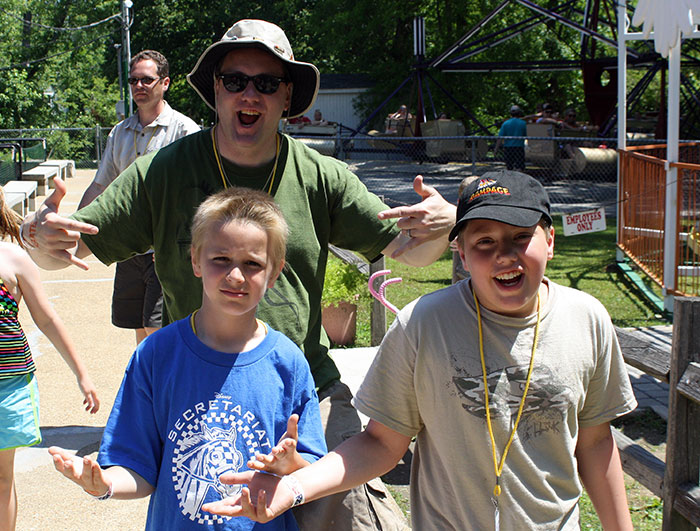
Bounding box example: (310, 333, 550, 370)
(310, 109, 328, 126)
(202, 170, 636, 531)
(20, 19, 455, 531)
(78, 50, 200, 346)
(494, 105, 527, 171)
(535, 102, 560, 125)
(385, 104, 413, 134)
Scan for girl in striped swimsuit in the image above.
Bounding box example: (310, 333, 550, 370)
(0, 188, 99, 530)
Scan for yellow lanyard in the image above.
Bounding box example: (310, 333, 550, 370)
(473, 288, 540, 499)
(133, 125, 158, 157)
(210, 126, 280, 194)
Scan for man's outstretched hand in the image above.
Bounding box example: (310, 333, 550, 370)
(21, 177, 98, 270)
(378, 175, 455, 258)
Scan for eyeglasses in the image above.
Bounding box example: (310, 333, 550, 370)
(128, 76, 162, 86)
(216, 73, 288, 95)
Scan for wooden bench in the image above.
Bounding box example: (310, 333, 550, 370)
(40, 159, 73, 180)
(4, 180, 38, 212)
(22, 165, 58, 195)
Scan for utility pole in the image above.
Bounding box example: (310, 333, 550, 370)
(114, 44, 126, 120)
(121, 0, 133, 116)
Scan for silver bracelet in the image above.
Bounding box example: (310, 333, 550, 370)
(87, 482, 113, 501)
(280, 475, 305, 507)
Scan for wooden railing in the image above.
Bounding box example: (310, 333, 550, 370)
(616, 297, 700, 530)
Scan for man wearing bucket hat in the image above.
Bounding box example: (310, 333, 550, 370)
(21, 19, 455, 530)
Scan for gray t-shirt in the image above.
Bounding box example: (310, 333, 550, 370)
(354, 279, 636, 530)
(95, 101, 200, 186)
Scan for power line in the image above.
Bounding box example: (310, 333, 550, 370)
(0, 7, 120, 32)
(0, 33, 113, 71)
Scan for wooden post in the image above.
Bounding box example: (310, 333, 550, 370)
(370, 256, 387, 346)
(662, 297, 700, 530)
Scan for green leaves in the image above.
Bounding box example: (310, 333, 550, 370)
(322, 255, 367, 306)
(0, 0, 119, 128)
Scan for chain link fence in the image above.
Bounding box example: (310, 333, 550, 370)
(0, 127, 111, 169)
(0, 125, 672, 217)
(289, 126, 673, 218)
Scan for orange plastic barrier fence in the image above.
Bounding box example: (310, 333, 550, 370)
(618, 144, 700, 297)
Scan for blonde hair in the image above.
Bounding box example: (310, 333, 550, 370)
(191, 187, 288, 273)
(458, 175, 479, 196)
(0, 187, 23, 246)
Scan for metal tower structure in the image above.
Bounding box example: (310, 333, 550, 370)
(361, 0, 700, 138)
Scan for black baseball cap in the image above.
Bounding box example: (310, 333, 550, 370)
(449, 170, 552, 241)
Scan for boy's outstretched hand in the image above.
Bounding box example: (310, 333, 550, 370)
(48, 446, 111, 498)
(248, 414, 308, 476)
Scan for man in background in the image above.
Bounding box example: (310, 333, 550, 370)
(79, 50, 200, 345)
(495, 104, 527, 171)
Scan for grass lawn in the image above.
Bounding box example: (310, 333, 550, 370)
(328, 221, 670, 527)
(347, 223, 668, 347)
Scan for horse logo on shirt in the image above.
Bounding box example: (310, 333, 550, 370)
(169, 399, 273, 524)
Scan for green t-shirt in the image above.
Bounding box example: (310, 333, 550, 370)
(74, 129, 399, 390)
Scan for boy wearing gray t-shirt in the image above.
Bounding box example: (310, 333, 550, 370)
(204, 170, 636, 531)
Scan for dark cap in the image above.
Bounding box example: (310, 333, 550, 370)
(449, 170, 552, 241)
(510, 104, 523, 116)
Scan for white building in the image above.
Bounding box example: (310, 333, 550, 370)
(312, 74, 373, 131)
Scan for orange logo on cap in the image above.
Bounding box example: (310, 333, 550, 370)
(469, 180, 510, 201)
(476, 178, 497, 190)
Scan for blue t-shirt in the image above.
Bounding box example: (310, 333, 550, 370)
(498, 117, 527, 147)
(98, 318, 327, 530)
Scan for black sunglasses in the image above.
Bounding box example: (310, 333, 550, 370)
(216, 73, 288, 95)
(128, 76, 161, 86)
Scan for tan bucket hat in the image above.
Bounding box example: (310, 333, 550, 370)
(187, 19, 319, 118)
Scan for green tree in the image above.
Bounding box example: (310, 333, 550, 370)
(0, 0, 120, 129)
(0, 1, 677, 136)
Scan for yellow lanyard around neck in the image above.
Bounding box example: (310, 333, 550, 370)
(473, 287, 540, 498)
(211, 126, 280, 194)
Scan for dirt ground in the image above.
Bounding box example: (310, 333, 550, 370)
(15, 170, 149, 530)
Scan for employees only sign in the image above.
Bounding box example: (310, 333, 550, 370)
(562, 207, 606, 236)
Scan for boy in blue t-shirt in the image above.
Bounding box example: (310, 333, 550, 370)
(48, 187, 327, 530)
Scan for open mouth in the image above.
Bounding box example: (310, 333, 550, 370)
(495, 271, 522, 287)
(238, 110, 260, 126)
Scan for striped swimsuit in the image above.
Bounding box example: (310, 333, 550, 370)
(0, 279, 35, 378)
